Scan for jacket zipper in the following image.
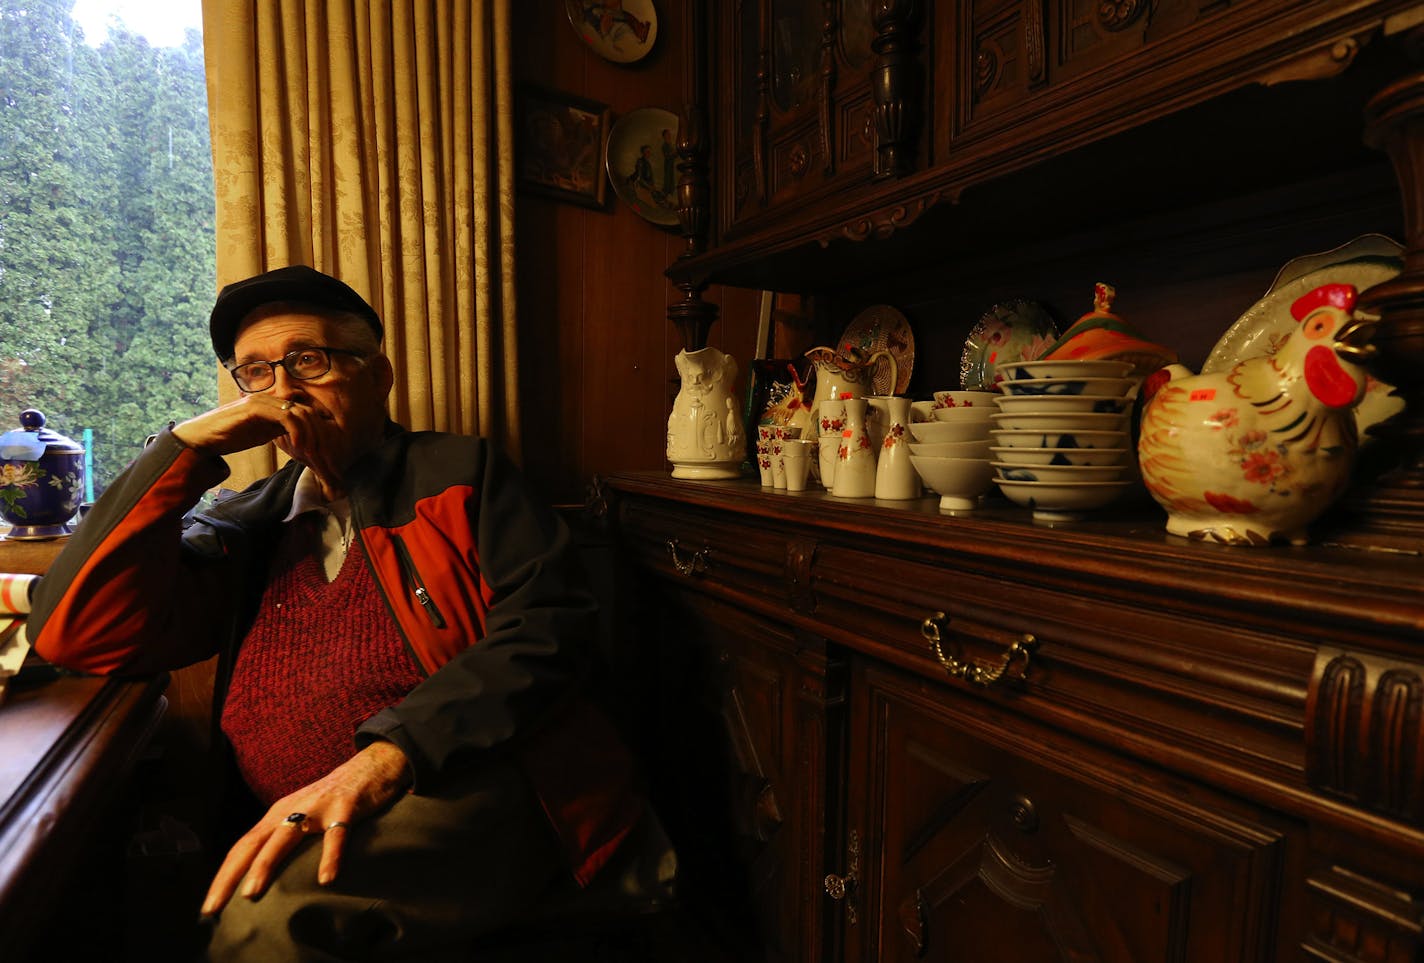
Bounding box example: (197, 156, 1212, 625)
(390, 533, 448, 629)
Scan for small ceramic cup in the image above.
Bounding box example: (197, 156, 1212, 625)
(772, 425, 802, 489)
(782, 439, 815, 492)
(756, 425, 776, 487)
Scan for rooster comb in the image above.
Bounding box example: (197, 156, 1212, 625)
(1290, 282, 1357, 322)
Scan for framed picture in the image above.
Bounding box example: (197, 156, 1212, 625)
(517, 86, 610, 210)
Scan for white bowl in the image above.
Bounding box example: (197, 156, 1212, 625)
(932, 390, 999, 409)
(909, 420, 992, 444)
(999, 377, 1137, 398)
(909, 454, 995, 511)
(990, 446, 1130, 467)
(993, 462, 1130, 484)
(989, 429, 1130, 450)
(995, 360, 1137, 382)
(932, 405, 996, 423)
(909, 439, 993, 459)
(990, 411, 1131, 432)
(993, 478, 1134, 520)
(994, 394, 1133, 415)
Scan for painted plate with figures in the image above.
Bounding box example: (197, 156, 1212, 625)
(564, 0, 658, 64)
(605, 107, 680, 227)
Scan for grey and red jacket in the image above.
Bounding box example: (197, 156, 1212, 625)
(28, 425, 641, 885)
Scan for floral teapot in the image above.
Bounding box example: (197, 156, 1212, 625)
(803, 344, 898, 427)
(0, 409, 86, 539)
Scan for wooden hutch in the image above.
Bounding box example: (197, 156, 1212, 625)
(601, 2, 1424, 961)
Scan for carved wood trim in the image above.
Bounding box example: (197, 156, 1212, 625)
(1303, 864, 1424, 960)
(1307, 648, 1424, 823)
(820, 0, 837, 175)
(870, 0, 922, 179)
(785, 536, 817, 614)
(1024, 0, 1047, 86)
(822, 190, 943, 244)
(754, 0, 770, 203)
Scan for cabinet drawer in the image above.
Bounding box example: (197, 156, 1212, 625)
(811, 541, 1312, 791)
(614, 497, 803, 612)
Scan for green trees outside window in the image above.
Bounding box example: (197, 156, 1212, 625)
(0, 0, 215, 494)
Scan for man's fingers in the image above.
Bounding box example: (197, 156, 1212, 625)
(239, 817, 311, 901)
(317, 821, 349, 885)
(200, 828, 269, 916)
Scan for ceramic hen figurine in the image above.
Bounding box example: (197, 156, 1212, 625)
(1137, 282, 1368, 546)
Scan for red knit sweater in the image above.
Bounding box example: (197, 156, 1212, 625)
(220, 520, 424, 804)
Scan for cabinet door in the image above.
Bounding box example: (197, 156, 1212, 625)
(838, 659, 1290, 962)
(638, 588, 843, 962)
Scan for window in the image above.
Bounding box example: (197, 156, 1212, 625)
(0, 1, 214, 497)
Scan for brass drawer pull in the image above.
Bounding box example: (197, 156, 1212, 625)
(666, 538, 711, 577)
(824, 829, 860, 925)
(921, 611, 1037, 687)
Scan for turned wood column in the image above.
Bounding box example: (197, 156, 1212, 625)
(1339, 48, 1424, 551)
(668, 0, 716, 352)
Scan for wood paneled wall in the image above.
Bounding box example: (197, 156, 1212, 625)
(513, 3, 760, 506)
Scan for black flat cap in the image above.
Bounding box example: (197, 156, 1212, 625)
(208, 265, 383, 359)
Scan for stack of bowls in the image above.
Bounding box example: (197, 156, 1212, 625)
(908, 390, 996, 510)
(988, 360, 1139, 520)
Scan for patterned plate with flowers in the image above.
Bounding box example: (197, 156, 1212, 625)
(839, 304, 915, 395)
(960, 300, 1060, 390)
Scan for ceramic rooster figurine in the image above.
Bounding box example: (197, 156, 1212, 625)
(1137, 282, 1369, 546)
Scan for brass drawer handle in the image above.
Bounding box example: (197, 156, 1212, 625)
(921, 611, 1037, 687)
(666, 538, 710, 577)
(824, 829, 860, 925)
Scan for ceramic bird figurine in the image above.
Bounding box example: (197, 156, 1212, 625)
(1136, 282, 1369, 546)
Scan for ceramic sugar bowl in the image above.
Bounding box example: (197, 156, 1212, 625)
(667, 347, 744, 479)
(0, 409, 86, 539)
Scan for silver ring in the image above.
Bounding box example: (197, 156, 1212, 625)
(279, 400, 293, 411)
(325, 821, 349, 833)
(283, 812, 308, 828)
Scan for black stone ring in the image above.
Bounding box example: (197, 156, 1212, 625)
(283, 812, 308, 828)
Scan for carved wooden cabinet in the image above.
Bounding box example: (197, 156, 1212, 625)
(694, 0, 1424, 272)
(603, 472, 1424, 962)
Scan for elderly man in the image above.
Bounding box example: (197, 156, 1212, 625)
(27, 265, 641, 961)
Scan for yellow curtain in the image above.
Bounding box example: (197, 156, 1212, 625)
(201, 0, 522, 488)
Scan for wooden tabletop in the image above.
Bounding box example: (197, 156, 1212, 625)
(0, 671, 167, 954)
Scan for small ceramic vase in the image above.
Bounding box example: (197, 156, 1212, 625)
(667, 347, 743, 479)
(832, 398, 877, 498)
(756, 425, 776, 487)
(873, 397, 920, 500)
(782, 439, 815, 492)
(817, 398, 846, 491)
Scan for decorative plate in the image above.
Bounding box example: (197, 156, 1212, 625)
(1202, 234, 1404, 439)
(605, 107, 680, 227)
(564, 0, 658, 64)
(960, 300, 1060, 390)
(839, 304, 915, 395)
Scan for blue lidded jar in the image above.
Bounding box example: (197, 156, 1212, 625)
(0, 409, 85, 540)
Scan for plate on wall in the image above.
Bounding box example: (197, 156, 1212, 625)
(605, 107, 680, 227)
(1202, 234, 1404, 439)
(839, 304, 914, 395)
(564, 0, 658, 64)
(960, 300, 1060, 390)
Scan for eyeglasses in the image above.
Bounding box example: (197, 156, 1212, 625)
(226, 346, 366, 393)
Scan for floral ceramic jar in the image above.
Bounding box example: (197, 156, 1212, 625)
(0, 409, 85, 539)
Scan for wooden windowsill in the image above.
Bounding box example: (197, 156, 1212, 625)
(0, 537, 66, 575)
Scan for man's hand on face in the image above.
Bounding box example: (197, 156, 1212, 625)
(172, 395, 356, 498)
(199, 741, 413, 918)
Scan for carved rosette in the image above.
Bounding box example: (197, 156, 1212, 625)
(1097, 0, 1145, 32)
